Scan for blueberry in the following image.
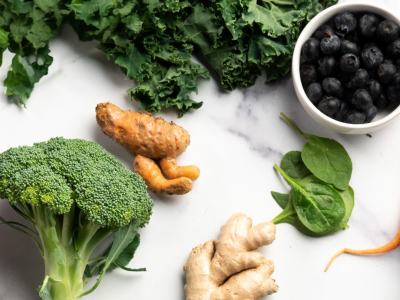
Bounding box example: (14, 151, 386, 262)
(340, 53, 360, 73)
(302, 38, 320, 63)
(333, 101, 349, 121)
(300, 63, 317, 87)
(387, 85, 400, 102)
(383, 59, 394, 65)
(374, 92, 390, 109)
(345, 30, 360, 44)
(336, 70, 352, 84)
(306, 82, 323, 105)
(386, 39, 400, 59)
(392, 73, 400, 89)
(343, 110, 366, 124)
(322, 77, 344, 98)
(317, 56, 337, 78)
(334, 12, 357, 34)
(340, 40, 360, 55)
(362, 42, 378, 50)
(320, 35, 341, 55)
(359, 14, 380, 40)
(395, 59, 400, 72)
(367, 68, 377, 79)
(317, 96, 341, 117)
(377, 62, 396, 84)
(361, 46, 384, 69)
(313, 25, 334, 41)
(344, 89, 355, 104)
(346, 69, 369, 90)
(366, 79, 383, 100)
(364, 105, 377, 123)
(352, 89, 373, 111)
(377, 20, 399, 42)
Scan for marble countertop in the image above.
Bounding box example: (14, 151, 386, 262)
(1, 0, 400, 299)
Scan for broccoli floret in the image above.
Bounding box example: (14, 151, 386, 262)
(0, 137, 154, 300)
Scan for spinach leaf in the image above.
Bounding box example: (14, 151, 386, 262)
(280, 113, 352, 190)
(274, 166, 345, 233)
(302, 136, 352, 190)
(271, 190, 296, 225)
(280, 151, 311, 181)
(271, 191, 289, 209)
(271, 186, 354, 237)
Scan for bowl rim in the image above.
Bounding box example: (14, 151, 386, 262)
(292, 2, 400, 130)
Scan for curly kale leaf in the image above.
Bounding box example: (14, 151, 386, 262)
(71, 0, 208, 116)
(0, 0, 338, 116)
(0, 29, 9, 66)
(183, 0, 334, 90)
(4, 47, 53, 105)
(0, 0, 68, 105)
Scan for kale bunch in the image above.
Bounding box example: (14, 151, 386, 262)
(0, 0, 337, 116)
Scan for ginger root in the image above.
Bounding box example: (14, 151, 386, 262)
(183, 213, 278, 300)
(96, 102, 199, 195)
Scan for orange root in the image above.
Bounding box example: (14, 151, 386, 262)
(159, 158, 200, 181)
(325, 228, 400, 271)
(133, 155, 193, 195)
(96, 102, 190, 159)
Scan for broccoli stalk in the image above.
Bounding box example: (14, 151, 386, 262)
(0, 138, 154, 300)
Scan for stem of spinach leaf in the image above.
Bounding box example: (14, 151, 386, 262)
(274, 163, 297, 186)
(271, 200, 296, 224)
(280, 112, 311, 139)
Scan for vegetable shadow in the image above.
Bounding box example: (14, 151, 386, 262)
(0, 201, 44, 299)
(56, 24, 132, 88)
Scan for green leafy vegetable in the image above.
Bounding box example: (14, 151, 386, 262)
(0, 138, 154, 300)
(37, 281, 52, 300)
(274, 167, 345, 233)
(0, 0, 338, 116)
(79, 221, 143, 297)
(4, 47, 53, 105)
(272, 187, 354, 237)
(270, 113, 354, 237)
(280, 113, 352, 190)
(302, 136, 352, 190)
(0, 0, 67, 105)
(0, 29, 9, 66)
(280, 151, 311, 181)
(271, 191, 289, 210)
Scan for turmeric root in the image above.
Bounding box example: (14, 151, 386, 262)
(159, 158, 200, 181)
(96, 102, 200, 195)
(183, 213, 278, 300)
(96, 102, 190, 159)
(134, 155, 193, 195)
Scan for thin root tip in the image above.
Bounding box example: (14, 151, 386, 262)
(325, 249, 346, 272)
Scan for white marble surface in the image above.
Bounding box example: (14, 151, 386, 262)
(1, 0, 400, 299)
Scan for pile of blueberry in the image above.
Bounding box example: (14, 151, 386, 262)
(300, 12, 400, 124)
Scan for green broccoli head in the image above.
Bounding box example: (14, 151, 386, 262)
(6, 165, 73, 214)
(0, 137, 153, 228)
(0, 138, 154, 299)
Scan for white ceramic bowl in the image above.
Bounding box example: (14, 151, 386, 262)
(292, 3, 400, 134)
